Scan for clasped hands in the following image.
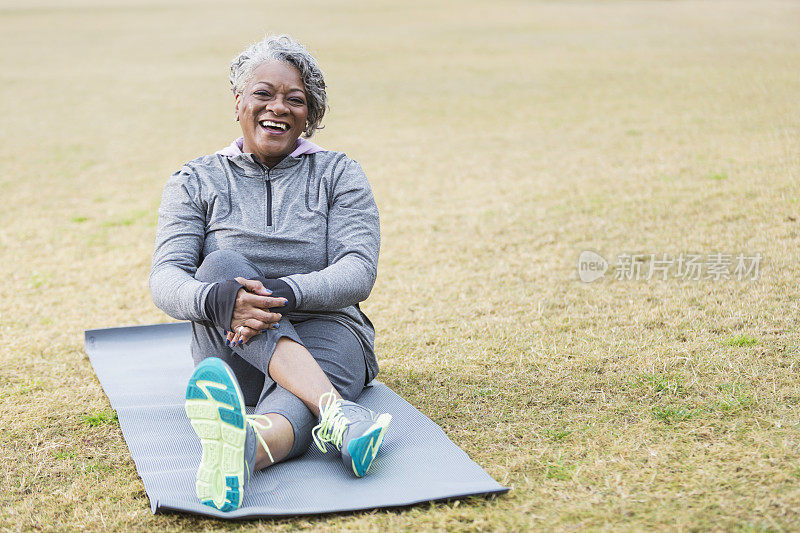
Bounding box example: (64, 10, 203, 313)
(226, 277, 287, 346)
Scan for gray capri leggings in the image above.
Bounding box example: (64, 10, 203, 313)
(191, 249, 368, 460)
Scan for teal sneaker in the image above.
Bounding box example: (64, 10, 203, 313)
(184, 357, 273, 511)
(312, 390, 392, 477)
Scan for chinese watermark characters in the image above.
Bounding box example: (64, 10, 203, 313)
(577, 251, 762, 283)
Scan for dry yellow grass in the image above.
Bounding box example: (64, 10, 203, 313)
(1, 0, 799, 530)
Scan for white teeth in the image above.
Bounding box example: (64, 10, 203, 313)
(260, 120, 287, 131)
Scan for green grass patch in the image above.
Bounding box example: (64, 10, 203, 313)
(544, 458, 575, 481)
(707, 171, 728, 180)
(100, 208, 149, 228)
(28, 271, 50, 289)
(54, 450, 76, 460)
(82, 460, 114, 474)
(637, 373, 686, 397)
(723, 334, 759, 347)
(82, 410, 118, 427)
(0, 377, 45, 399)
(653, 405, 697, 423)
(100, 216, 137, 228)
(543, 428, 574, 441)
(715, 383, 756, 413)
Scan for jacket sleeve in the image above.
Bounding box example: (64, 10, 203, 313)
(280, 159, 380, 310)
(148, 167, 214, 321)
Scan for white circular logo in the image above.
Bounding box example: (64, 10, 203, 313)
(577, 251, 608, 283)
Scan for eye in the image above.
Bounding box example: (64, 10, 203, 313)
(254, 90, 271, 97)
(289, 97, 305, 105)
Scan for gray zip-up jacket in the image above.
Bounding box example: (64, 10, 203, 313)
(149, 139, 380, 382)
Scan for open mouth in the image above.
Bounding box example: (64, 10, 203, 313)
(259, 120, 289, 134)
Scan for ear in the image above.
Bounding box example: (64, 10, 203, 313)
(234, 93, 241, 120)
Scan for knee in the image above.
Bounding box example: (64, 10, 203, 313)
(195, 249, 260, 283)
(334, 375, 365, 402)
(327, 359, 367, 402)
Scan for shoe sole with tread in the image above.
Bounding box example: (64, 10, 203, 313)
(184, 357, 248, 512)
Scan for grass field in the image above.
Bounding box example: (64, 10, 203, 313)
(1, 0, 799, 530)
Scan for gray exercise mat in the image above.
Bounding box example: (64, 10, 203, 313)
(84, 322, 508, 518)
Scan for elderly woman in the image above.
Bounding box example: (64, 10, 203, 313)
(149, 35, 391, 512)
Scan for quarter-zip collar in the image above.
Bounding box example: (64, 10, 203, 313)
(215, 136, 327, 228)
(216, 136, 326, 177)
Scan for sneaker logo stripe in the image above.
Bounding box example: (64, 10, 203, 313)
(362, 435, 380, 466)
(196, 380, 234, 410)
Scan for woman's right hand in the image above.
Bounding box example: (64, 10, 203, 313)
(227, 277, 287, 346)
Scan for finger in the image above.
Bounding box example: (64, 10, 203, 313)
(236, 320, 279, 346)
(241, 326, 259, 344)
(223, 329, 234, 347)
(239, 292, 289, 310)
(241, 292, 287, 311)
(231, 325, 247, 346)
(251, 283, 272, 297)
(236, 305, 283, 325)
(257, 311, 282, 325)
(246, 279, 272, 297)
(234, 277, 272, 296)
(238, 323, 265, 345)
(242, 317, 281, 332)
(228, 320, 253, 346)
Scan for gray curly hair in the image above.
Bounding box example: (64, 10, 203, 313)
(230, 35, 327, 137)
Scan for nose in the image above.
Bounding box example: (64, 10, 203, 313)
(267, 96, 289, 116)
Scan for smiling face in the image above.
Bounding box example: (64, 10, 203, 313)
(234, 60, 308, 167)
